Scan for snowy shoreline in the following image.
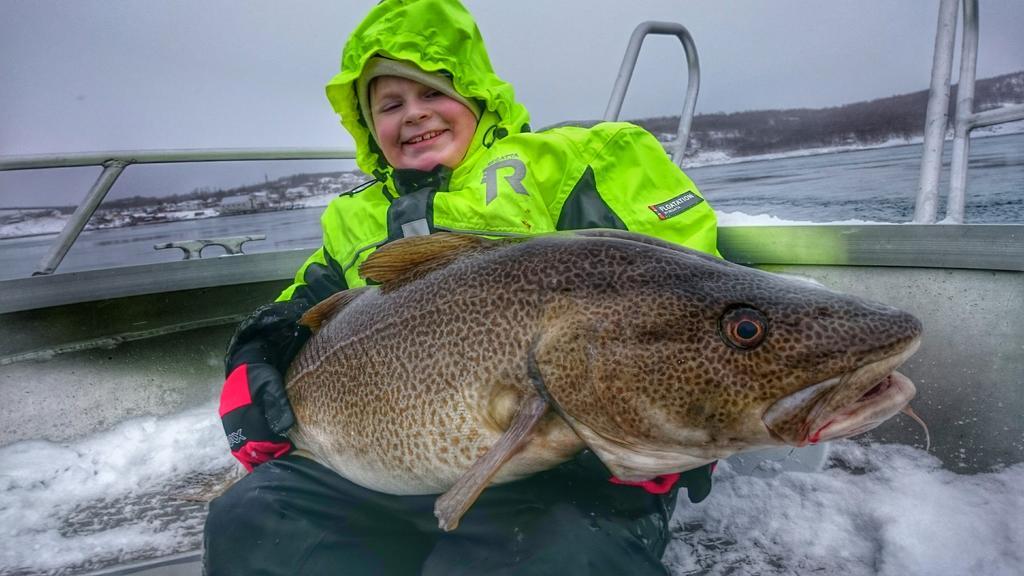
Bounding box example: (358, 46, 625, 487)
(680, 119, 1024, 168)
(2, 126, 1021, 240)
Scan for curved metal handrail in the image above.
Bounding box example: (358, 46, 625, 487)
(603, 21, 700, 168)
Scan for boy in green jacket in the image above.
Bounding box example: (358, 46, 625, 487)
(206, 0, 717, 573)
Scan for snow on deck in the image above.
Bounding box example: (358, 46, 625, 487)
(0, 404, 1021, 575)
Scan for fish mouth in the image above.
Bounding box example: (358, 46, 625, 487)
(763, 337, 921, 446)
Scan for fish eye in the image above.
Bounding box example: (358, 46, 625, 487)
(720, 307, 768, 350)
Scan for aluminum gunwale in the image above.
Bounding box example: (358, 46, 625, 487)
(0, 224, 1019, 315)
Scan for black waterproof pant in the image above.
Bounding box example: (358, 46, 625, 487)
(203, 451, 689, 575)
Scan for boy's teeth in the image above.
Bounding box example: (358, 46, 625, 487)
(409, 130, 441, 144)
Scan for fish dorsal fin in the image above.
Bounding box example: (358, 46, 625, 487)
(359, 232, 490, 291)
(299, 287, 370, 332)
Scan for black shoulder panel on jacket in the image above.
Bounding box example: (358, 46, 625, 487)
(556, 166, 627, 231)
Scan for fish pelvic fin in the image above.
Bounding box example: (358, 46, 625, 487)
(299, 287, 370, 331)
(359, 232, 492, 292)
(434, 394, 549, 532)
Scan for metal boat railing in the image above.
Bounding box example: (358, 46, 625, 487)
(0, 148, 356, 275)
(602, 21, 700, 168)
(914, 0, 1024, 223)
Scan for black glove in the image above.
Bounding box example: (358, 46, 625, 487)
(677, 462, 716, 503)
(219, 300, 311, 470)
(219, 362, 294, 471)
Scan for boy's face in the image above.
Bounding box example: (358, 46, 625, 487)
(370, 75, 478, 171)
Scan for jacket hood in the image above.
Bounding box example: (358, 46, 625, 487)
(325, 0, 531, 177)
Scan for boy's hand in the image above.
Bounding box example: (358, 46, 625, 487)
(677, 462, 716, 503)
(219, 363, 295, 471)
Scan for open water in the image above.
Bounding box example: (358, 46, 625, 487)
(687, 131, 1024, 223)
(0, 133, 1020, 281)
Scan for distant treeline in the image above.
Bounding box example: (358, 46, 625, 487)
(99, 171, 358, 210)
(559, 71, 1024, 158)
(653, 71, 1023, 156)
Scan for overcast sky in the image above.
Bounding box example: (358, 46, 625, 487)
(1, 0, 1022, 206)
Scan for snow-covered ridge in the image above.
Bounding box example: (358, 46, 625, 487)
(679, 119, 1024, 169)
(1, 125, 1021, 240)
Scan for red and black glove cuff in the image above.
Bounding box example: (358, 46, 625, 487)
(220, 363, 294, 471)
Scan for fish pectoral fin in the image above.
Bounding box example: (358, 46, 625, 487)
(359, 233, 493, 290)
(434, 394, 549, 532)
(299, 287, 370, 331)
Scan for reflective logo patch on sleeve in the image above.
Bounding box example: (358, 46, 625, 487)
(648, 192, 704, 220)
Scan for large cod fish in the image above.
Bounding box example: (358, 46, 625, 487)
(285, 230, 922, 531)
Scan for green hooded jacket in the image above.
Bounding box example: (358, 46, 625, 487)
(278, 0, 719, 302)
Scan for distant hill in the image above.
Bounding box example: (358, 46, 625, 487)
(551, 71, 1024, 158)
(97, 170, 365, 211)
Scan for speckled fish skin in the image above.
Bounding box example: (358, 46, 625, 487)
(284, 230, 922, 494)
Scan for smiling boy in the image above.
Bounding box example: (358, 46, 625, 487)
(361, 59, 480, 171)
(205, 1, 719, 574)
